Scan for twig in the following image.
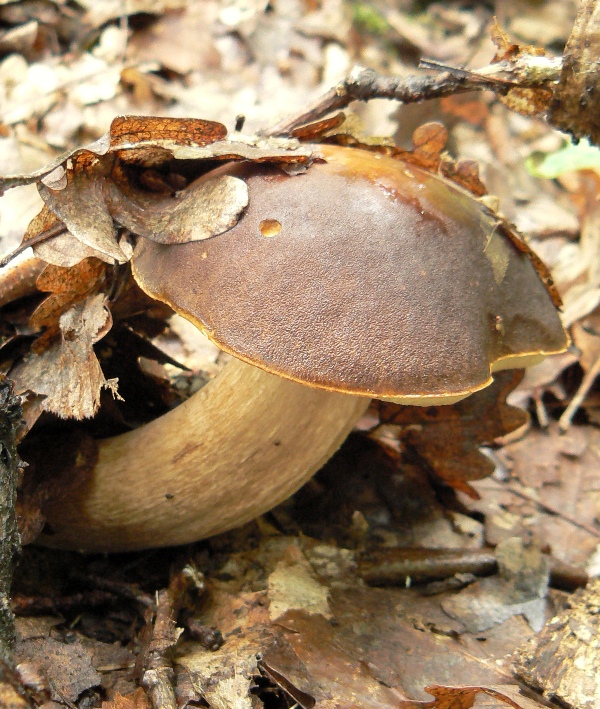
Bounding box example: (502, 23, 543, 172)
(138, 565, 205, 709)
(11, 591, 117, 616)
(264, 58, 562, 136)
(0, 224, 67, 269)
(558, 352, 600, 432)
(70, 573, 155, 609)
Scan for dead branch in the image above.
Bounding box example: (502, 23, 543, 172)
(265, 57, 562, 136)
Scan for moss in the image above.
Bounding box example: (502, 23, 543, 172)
(352, 2, 390, 36)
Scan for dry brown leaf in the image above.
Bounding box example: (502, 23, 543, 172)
(25, 204, 115, 267)
(34, 230, 112, 267)
(0, 115, 314, 195)
(375, 370, 528, 497)
(102, 688, 152, 709)
(397, 683, 544, 709)
(29, 258, 108, 347)
(15, 618, 102, 704)
(440, 158, 487, 197)
(263, 609, 406, 709)
(38, 155, 127, 263)
(11, 293, 114, 419)
(106, 172, 249, 245)
(409, 122, 448, 170)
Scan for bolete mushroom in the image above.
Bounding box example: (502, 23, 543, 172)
(35, 144, 567, 552)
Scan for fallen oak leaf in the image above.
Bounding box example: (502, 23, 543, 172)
(38, 154, 128, 264)
(397, 684, 545, 709)
(23, 205, 111, 268)
(0, 116, 227, 192)
(101, 688, 152, 709)
(29, 258, 108, 349)
(103, 170, 250, 245)
(11, 293, 117, 419)
(375, 370, 528, 498)
(39, 154, 250, 253)
(0, 116, 314, 194)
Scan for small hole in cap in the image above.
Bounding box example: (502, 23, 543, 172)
(259, 219, 282, 237)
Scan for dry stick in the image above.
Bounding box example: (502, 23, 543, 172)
(264, 59, 562, 137)
(558, 352, 600, 433)
(139, 566, 204, 709)
(0, 223, 67, 269)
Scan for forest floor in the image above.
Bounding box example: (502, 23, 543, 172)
(0, 1, 599, 708)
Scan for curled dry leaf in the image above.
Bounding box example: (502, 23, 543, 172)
(105, 172, 250, 245)
(15, 618, 102, 704)
(11, 293, 115, 419)
(375, 370, 529, 498)
(3, 115, 316, 265)
(38, 155, 128, 264)
(0, 115, 314, 191)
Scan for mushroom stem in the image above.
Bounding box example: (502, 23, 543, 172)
(39, 357, 369, 552)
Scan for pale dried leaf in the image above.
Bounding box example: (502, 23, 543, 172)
(10, 293, 114, 419)
(172, 135, 315, 162)
(38, 162, 127, 263)
(177, 590, 271, 709)
(268, 544, 331, 620)
(34, 231, 114, 267)
(109, 173, 249, 244)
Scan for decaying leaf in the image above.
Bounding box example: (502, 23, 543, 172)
(177, 588, 274, 709)
(24, 204, 111, 268)
(106, 172, 250, 246)
(441, 538, 550, 634)
(11, 293, 115, 419)
(268, 544, 331, 621)
(15, 617, 102, 704)
(0, 115, 315, 192)
(38, 156, 128, 264)
(374, 370, 529, 497)
(263, 609, 407, 709)
(29, 258, 108, 347)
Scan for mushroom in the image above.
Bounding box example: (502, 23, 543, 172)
(35, 144, 567, 552)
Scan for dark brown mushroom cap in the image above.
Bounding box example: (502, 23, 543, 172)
(132, 144, 567, 404)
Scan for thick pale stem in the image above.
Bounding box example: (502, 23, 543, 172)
(40, 357, 369, 552)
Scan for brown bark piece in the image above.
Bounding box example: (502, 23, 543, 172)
(548, 0, 600, 144)
(513, 578, 600, 709)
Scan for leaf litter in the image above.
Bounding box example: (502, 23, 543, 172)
(0, 1, 600, 708)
